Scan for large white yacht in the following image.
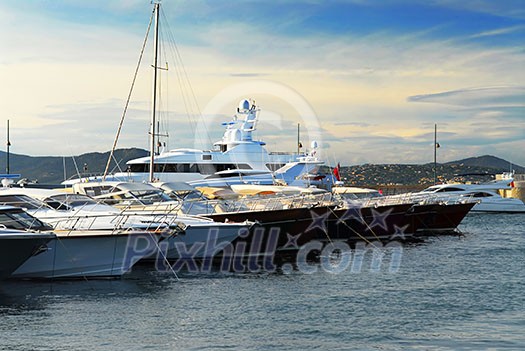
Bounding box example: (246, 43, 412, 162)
(63, 99, 323, 187)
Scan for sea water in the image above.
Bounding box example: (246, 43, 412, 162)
(0, 214, 524, 350)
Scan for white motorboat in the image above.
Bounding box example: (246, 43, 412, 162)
(69, 181, 253, 260)
(62, 100, 324, 187)
(0, 191, 170, 278)
(397, 174, 525, 213)
(0, 187, 178, 232)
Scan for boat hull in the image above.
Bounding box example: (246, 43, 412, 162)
(325, 203, 416, 242)
(148, 223, 247, 261)
(0, 232, 55, 280)
(11, 232, 161, 279)
(205, 206, 335, 252)
(413, 202, 475, 234)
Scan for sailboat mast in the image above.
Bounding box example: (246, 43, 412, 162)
(6, 120, 10, 174)
(297, 123, 300, 154)
(149, 2, 160, 183)
(433, 123, 437, 185)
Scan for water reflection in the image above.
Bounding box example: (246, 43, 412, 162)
(0, 265, 178, 313)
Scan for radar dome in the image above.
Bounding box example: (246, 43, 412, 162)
(311, 140, 318, 149)
(238, 99, 251, 112)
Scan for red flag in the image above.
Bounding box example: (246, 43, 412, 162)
(333, 163, 341, 181)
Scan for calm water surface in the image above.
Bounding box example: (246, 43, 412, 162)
(1, 214, 524, 350)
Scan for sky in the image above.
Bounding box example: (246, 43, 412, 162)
(0, 0, 524, 167)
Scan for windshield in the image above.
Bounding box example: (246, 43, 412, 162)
(168, 190, 204, 202)
(0, 209, 52, 231)
(131, 190, 172, 205)
(0, 194, 48, 210)
(45, 194, 99, 209)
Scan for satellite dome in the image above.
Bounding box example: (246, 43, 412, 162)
(311, 140, 318, 149)
(238, 99, 251, 111)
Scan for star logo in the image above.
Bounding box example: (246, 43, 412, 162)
(337, 201, 365, 225)
(282, 233, 301, 249)
(390, 224, 409, 241)
(305, 210, 331, 233)
(369, 207, 393, 231)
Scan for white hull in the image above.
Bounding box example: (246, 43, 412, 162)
(12, 232, 161, 279)
(471, 200, 525, 213)
(150, 223, 245, 260)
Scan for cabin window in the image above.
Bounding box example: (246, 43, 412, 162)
(128, 162, 251, 173)
(202, 154, 212, 160)
(129, 164, 148, 172)
(471, 192, 493, 198)
(0, 195, 43, 210)
(436, 187, 464, 192)
(266, 163, 286, 171)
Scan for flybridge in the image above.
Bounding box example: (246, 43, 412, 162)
(214, 99, 262, 152)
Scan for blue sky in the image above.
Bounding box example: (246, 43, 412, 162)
(1, 0, 524, 167)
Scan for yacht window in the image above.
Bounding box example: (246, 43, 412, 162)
(45, 200, 71, 211)
(132, 162, 252, 174)
(0, 213, 27, 230)
(0, 195, 45, 210)
(61, 194, 98, 206)
(129, 164, 148, 172)
(131, 190, 171, 205)
(202, 154, 212, 160)
(44, 194, 98, 209)
(471, 192, 493, 198)
(197, 164, 216, 174)
(436, 187, 465, 192)
(266, 163, 286, 171)
(0, 210, 50, 231)
(82, 186, 114, 197)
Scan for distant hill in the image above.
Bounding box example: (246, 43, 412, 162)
(445, 155, 525, 173)
(338, 155, 524, 187)
(0, 148, 147, 184)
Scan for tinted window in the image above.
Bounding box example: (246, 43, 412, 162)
(436, 187, 465, 192)
(0, 195, 45, 210)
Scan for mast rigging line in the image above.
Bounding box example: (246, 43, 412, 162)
(159, 8, 213, 148)
(103, 7, 156, 180)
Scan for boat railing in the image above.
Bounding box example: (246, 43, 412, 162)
(40, 210, 180, 235)
(360, 192, 479, 207)
(179, 192, 338, 215)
